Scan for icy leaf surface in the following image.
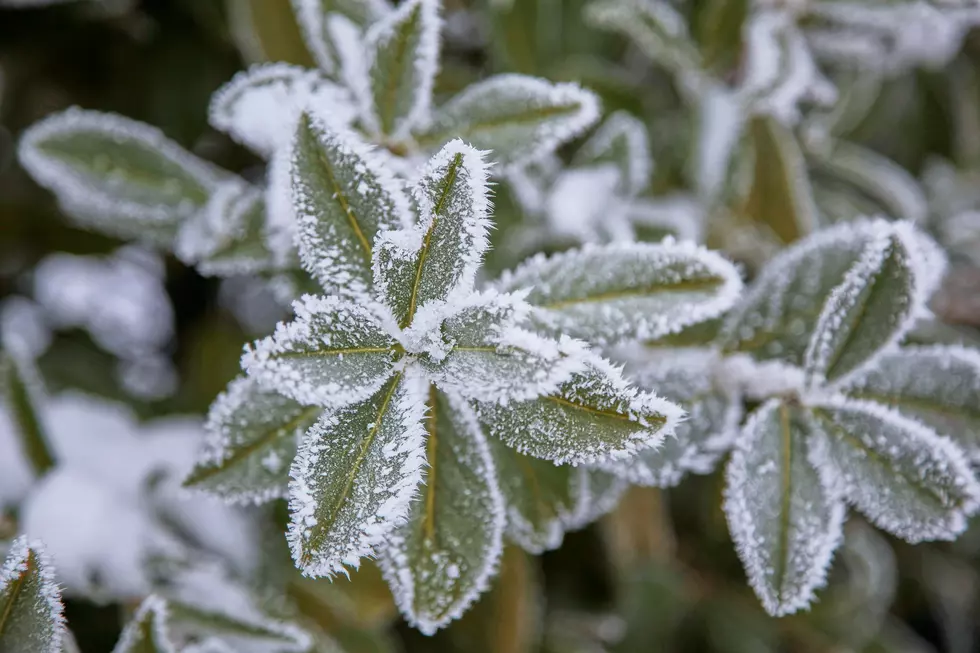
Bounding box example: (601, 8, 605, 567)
(365, 0, 440, 138)
(380, 389, 503, 635)
(175, 179, 276, 277)
(290, 0, 391, 74)
(242, 295, 398, 408)
(724, 400, 845, 617)
(565, 468, 628, 531)
(572, 111, 652, 197)
(720, 219, 939, 366)
(420, 74, 601, 168)
(475, 352, 682, 465)
(184, 375, 322, 505)
(486, 435, 577, 554)
(496, 241, 743, 344)
(604, 349, 741, 487)
(373, 141, 490, 326)
(840, 346, 980, 461)
(0, 537, 65, 653)
(18, 108, 223, 238)
(287, 371, 427, 578)
(112, 596, 177, 653)
(804, 226, 933, 385)
(290, 116, 412, 298)
(209, 63, 355, 157)
(807, 397, 980, 542)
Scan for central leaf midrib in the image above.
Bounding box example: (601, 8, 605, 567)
(422, 103, 583, 142)
(185, 406, 322, 485)
(774, 402, 792, 607)
(312, 128, 373, 261)
(378, 6, 419, 134)
(423, 385, 439, 543)
(401, 153, 463, 328)
(270, 346, 396, 360)
(309, 374, 403, 557)
(541, 277, 724, 310)
(545, 395, 666, 428)
(0, 551, 32, 636)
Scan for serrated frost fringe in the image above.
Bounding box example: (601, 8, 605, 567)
(1, 536, 66, 653)
(112, 595, 177, 653)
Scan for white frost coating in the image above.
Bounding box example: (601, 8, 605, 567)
(576, 111, 652, 196)
(627, 195, 704, 243)
(545, 165, 624, 243)
(264, 148, 299, 269)
(695, 83, 744, 200)
(286, 370, 428, 578)
(112, 595, 177, 653)
(0, 296, 52, 360)
(803, 222, 945, 388)
(719, 355, 806, 402)
(328, 14, 378, 135)
(723, 401, 846, 617)
(379, 392, 504, 635)
(19, 107, 224, 224)
(290, 0, 338, 74)
(0, 536, 66, 653)
(496, 239, 744, 344)
(564, 469, 628, 531)
(174, 177, 264, 271)
(805, 395, 980, 542)
(241, 294, 397, 408)
(364, 0, 442, 138)
(209, 63, 356, 157)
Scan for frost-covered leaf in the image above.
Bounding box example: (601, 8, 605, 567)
(242, 295, 398, 408)
(374, 140, 490, 326)
(840, 346, 980, 461)
(564, 468, 628, 531)
(209, 63, 355, 157)
(18, 108, 224, 239)
(0, 537, 65, 653)
(739, 115, 819, 244)
(112, 596, 177, 653)
(806, 139, 928, 223)
(175, 179, 277, 277)
(380, 389, 503, 635)
(166, 565, 312, 653)
(474, 353, 682, 466)
(419, 74, 601, 168)
(572, 112, 652, 197)
(723, 400, 845, 617)
(585, 0, 702, 81)
(0, 350, 55, 475)
(184, 376, 322, 505)
(288, 371, 427, 578)
(291, 115, 412, 298)
(496, 241, 743, 345)
(290, 0, 391, 74)
(603, 349, 741, 487)
(486, 436, 576, 553)
(721, 219, 942, 366)
(804, 226, 938, 385)
(364, 0, 440, 138)
(807, 397, 980, 542)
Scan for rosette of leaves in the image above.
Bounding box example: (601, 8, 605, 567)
(504, 111, 703, 257)
(709, 218, 980, 617)
(0, 539, 321, 652)
(183, 117, 745, 633)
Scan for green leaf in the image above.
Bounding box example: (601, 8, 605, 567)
(720, 219, 919, 366)
(18, 109, 224, 242)
(374, 141, 490, 327)
(112, 596, 177, 653)
(290, 114, 412, 298)
(486, 435, 576, 554)
(0, 350, 55, 475)
(603, 348, 740, 487)
(585, 0, 703, 79)
(287, 371, 428, 578)
(565, 468, 627, 531)
(227, 0, 318, 67)
(474, 353, 681, 465)
(738, 115, 819, 244)
(807, 397, 980, 542)
(291, 0, 392, 74)
(175, 179, 278, 277)
(495, 241, 743, 345)
(803, 228, 924, 384)
(806, 138, 928, 223)
(242, 295, 398, 408)
(840, 346, 980, 461)
(380, 388, 504, 635)
(419, 74, 600, 168)
(572, 111, 652, 197)
(184, 376, 322, 504)
(0, 537, 65, 653)
(723, 400, 845, 617)
(364, 0, 440, 138)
